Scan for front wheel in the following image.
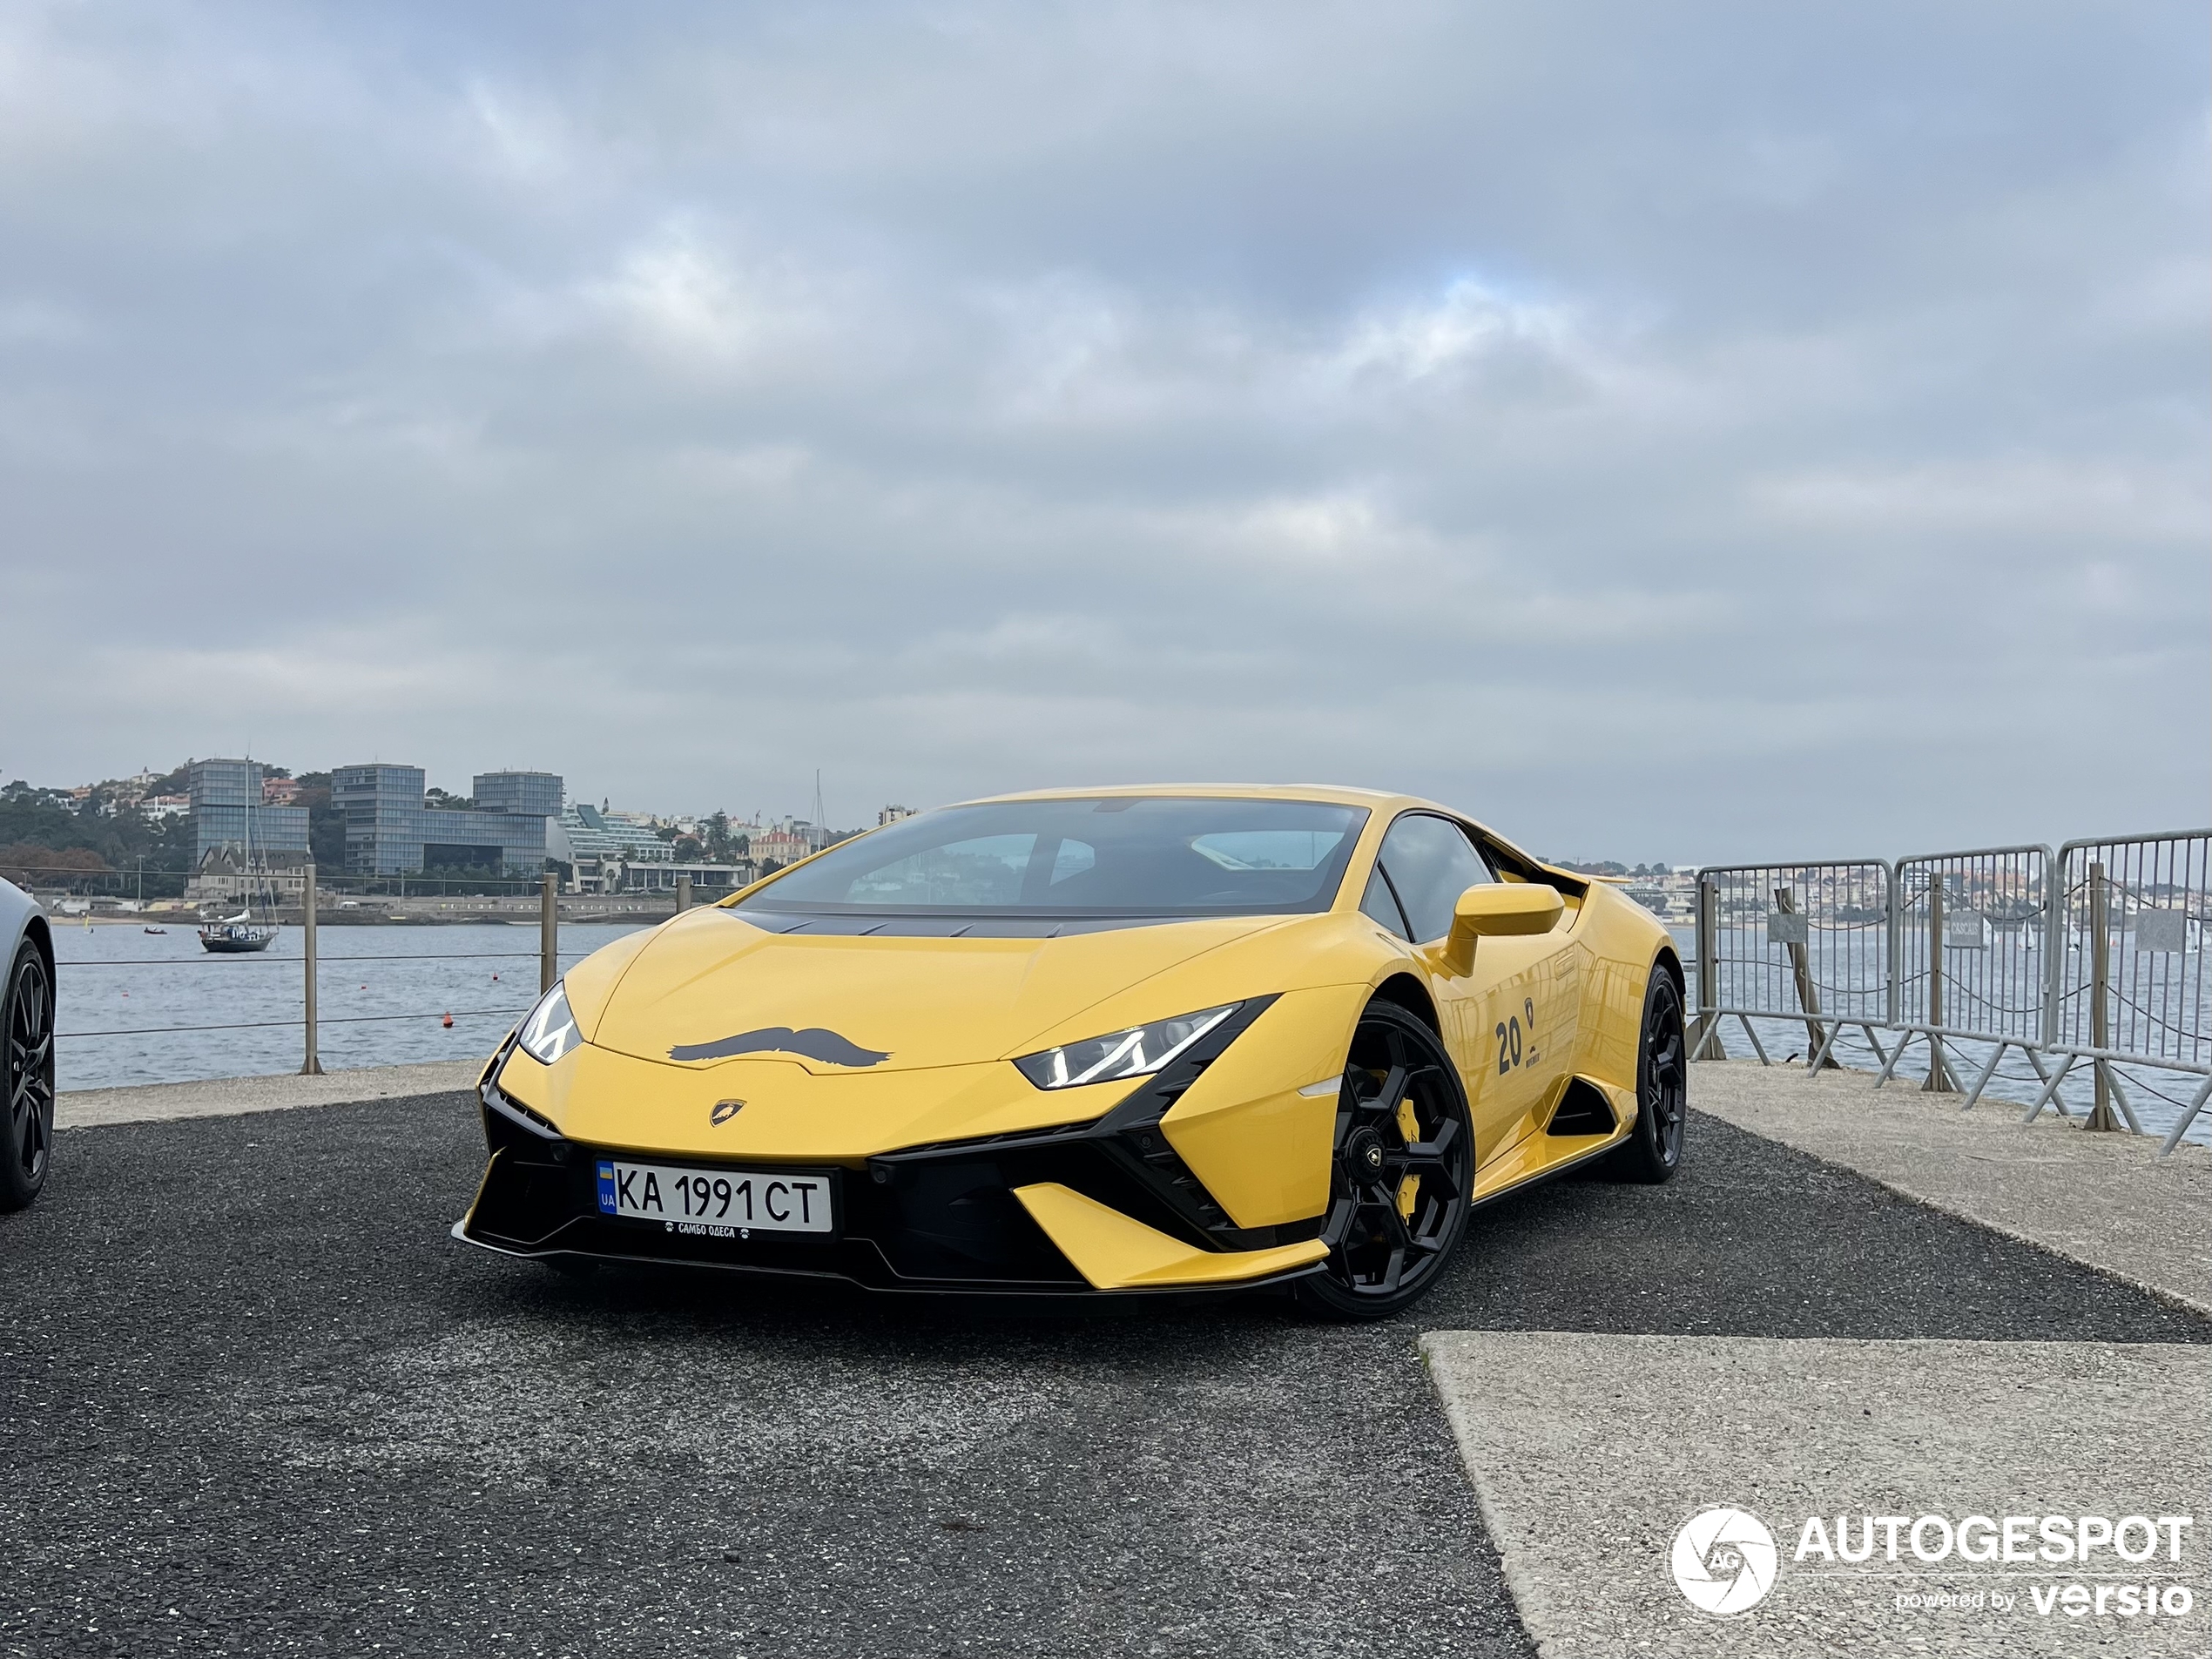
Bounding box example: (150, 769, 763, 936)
(1600, 967, 1685, 1184)
(3, 941, 56, 1211)
(1295, 1001, 1474, 1321)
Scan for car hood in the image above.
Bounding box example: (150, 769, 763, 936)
(579, 906, 1289, 1076)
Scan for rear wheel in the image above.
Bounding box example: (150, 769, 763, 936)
(1295, 1001, 1474, 1321)
(3, 941, 56, 1211)
(1601, 968, 1685, 1184)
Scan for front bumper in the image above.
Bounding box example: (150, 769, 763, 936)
(455, 1002, 1331, 1295)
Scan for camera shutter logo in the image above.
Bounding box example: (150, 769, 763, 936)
(1671, 1506, 1778, 1616)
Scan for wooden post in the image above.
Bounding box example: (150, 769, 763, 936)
(299, 861, 324, 1076)
(2083, 860, 2121, 1131)
(540, 873, 559, 994)
(1773, 888, 1839, 1069)
(1689, 874, 1727, 1060)
(1922, 877, 1959, 1092)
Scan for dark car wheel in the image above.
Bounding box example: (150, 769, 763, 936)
(1296, 1001, 1474, 1321)
(1601, 966, 1685, 1184)
(3, 941, 56, 1211)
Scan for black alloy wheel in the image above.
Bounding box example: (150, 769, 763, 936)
(1296, 1001, 1474, 1320)
(1602, 966, 1685, 1184)
(3, 941, 55, 1211)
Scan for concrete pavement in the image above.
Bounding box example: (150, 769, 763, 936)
(1426, 1332, 2211, 1659)
(55, 1059, 482, 1128)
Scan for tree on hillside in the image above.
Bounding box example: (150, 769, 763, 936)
(0, 842, 110, 883)
(1548, 858, 1629, 876)
(0, 785, 193, 894)
(292, 772, 348, 871)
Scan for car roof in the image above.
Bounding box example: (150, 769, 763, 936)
(961, 782, 1437, 812)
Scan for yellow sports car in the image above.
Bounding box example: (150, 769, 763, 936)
(456, 786, 1684, 1317)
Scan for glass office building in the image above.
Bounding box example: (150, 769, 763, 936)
(188, 758, 310, 867)
(333, 763, 560, 876)
(475, 771, 564, 820)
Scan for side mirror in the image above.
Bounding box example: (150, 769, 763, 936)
(1444, 884, 1564, 974)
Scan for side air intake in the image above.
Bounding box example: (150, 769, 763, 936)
(1546, 1078, 1617, 1136)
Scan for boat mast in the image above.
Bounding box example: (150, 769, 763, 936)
(243, 753, 268, 933)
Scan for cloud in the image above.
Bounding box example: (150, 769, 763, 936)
(0, 0, 2204, 860)
(1332, 278, 1577, 386)
(590, 220, 840, 369)
(1745, 458, 2209, 543)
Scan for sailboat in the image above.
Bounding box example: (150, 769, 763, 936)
(199, 765, 280, 954)
(199, 907, 276, 953)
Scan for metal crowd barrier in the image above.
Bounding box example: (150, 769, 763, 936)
(1688, 860, 1893, 1068)
(1689, 832, 2212, 1156)
(2037, 833, 2212, 1152)
(1879, 845, 2060, 1109)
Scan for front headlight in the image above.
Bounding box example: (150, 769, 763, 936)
(516, 981, 581, 1065)
(1013, 1003, 1239, 1090)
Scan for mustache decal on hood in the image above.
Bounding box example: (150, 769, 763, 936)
(668, 1027, 894, 1068)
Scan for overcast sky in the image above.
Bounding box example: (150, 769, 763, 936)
(2, 3, 2204, 860)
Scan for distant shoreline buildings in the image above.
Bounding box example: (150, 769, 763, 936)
(332, 764, 561, 878)
(16, 767, 1694, 912)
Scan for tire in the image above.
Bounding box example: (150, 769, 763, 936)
(1601, 966, 1685, 1184)
(2, 941, 56, 1211)
(1295, 1001, 1474, 1321)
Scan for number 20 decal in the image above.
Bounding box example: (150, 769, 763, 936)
(1496, 997, 1540, 1076)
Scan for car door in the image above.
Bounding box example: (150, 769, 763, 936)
(1365, 813, 1573, 1163)
(1469, 830, 1583, 1154)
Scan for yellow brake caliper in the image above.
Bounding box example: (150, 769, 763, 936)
(1394, 1097, 1420, 1220)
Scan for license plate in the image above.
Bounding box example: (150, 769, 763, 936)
(595, 1159, 833, 1237)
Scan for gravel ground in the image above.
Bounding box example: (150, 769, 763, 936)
(1, 1099, 2203, 1659)
(1690, 1059, 2212, 1316)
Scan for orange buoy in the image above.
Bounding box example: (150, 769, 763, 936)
(442, 1012, 454, 1028)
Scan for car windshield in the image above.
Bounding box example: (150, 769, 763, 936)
(736, 797, 1371, 918)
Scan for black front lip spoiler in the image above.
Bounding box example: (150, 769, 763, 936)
(447, 1218, 1325, 1299)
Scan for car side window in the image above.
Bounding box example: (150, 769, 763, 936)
(1359, 866, 1411, 940)
(1375, 813, 1494, 943)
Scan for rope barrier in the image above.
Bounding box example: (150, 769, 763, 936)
(57, 1005, 533, 1040)
(58, 950, 595, 968)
